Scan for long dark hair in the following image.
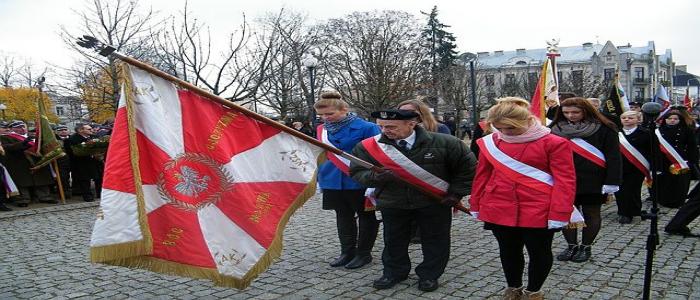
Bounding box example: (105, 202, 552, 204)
(549, 97, 618, 131)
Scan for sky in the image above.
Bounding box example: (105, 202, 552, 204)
(1, 0, 698, 81)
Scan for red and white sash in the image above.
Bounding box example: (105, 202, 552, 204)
(618, 132, 652, 183)
(655, 128, 689, 171)
(477, 133, 584, 226)
(361, 135, 448, 197)
(570, 138, 606, 168)
(477, 133, 554, 193)
(317, 126, 351, 174)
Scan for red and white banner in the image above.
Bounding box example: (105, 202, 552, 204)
(655, 128, 689, 173)
(570, 138, 606, 168)
(618, 132, 652, 184)
(477, 133, 584, 226)
(317, 126, 350, 174)
(361, 135, 448, 197)
(90, 65, 323, 289)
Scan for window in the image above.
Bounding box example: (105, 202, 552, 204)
(485, 75, 495, 86)
(505, 74, 516, 85)
(604, 68, 615, 82)
(635, 87, 645, 100)
(56, 106, 65, 116)
(528, 72, 538, 84)
(572, 70, 583, 86)
(634, 67, 644, 79)
(557, 71, 563, 81)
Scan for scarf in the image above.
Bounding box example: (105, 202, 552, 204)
(495, 118, 551, 143)
(323, 113, 358, 135)
(551, 119, 601, 138)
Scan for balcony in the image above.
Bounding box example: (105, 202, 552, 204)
(633, 77, 650, 85)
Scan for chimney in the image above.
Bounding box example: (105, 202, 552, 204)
(477, 52, 489, 57)
(494, 50, 504, 56)
(516, 48, 526, 54)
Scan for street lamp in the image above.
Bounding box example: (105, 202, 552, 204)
(460, 52, 479, 131)
(0, 103, 6, 120)
(301, 53, 319, 130)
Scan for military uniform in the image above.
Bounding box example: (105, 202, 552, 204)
(63, 132, 103, 202)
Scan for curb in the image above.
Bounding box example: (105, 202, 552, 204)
(0, 201, 100, 220)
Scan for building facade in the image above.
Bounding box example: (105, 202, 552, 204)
(474, 41, 674, 104)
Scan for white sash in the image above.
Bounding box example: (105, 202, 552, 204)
(570, 138, 606, 167)
(655, 129, 689, 170)
(481, 134, 553, 187)
(618, 132, 652, 179)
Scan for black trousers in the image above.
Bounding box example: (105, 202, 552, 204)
(322, 190, 379, 256)
(666, 183, 700, 231)
(653, 173, 690, 208)
(75, 177, 102, 202)
(616, 171, 644, 217)
(491, 225, 555, 292)
(380, 205, 452, 280)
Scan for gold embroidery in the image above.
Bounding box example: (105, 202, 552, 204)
(249, 192, 272, 223)
(206, 111, 239, 150)
(162, 227, 184, 246)
(214, 249, 247, 267)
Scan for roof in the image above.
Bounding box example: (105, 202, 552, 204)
(673, 69, 700, 87)
(475, 41, 657, 68)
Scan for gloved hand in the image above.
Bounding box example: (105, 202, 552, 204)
(470, 211, 480, 219)
(601, 185, 620, 194)
(372, 169, 398, 183)
(547, 220, 568, 229)
(440, 194, 462, 207)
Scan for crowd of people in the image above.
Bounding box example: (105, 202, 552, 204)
(0, 121, 111, 211)
(315, 89, 700, 299)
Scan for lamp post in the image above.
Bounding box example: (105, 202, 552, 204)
(460, 53, 479, 130)
(301, 54, 319, 129)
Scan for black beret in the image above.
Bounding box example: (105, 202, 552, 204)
(55, 125, 68, 130)
(629, 101, 643, 107)
(370, 109, 419, 120)
(0, 121, 8, 128)
(9, 121, 26, 128)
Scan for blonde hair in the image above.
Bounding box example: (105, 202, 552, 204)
(486, 97, 533, 130)
(396, 99, 439, 132)
(620, 110, 642, 120)
(314, 90, 349, 110)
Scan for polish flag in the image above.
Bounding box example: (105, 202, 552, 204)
(89, 65, 323, 289)
(531, 57, 558, 124)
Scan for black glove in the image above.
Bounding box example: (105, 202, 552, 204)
(440, 194, 462, 207)
(373, 169, 398, 184)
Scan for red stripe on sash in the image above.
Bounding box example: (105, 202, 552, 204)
(570, 141, 606, 168)
(361, 138, 447, 197)
(317, 126, 350, 175)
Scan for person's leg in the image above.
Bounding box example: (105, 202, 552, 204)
(380, 207, 413, 279)
(16, 186, 31, 207)
(346, 190, 379, 269)
(555, 228, 578, 261)
(414, 205, 452, 281)
(666, 193, 700, 234)
(324, 190, 357, 266)
(572, 204, 602, 262)
(35, 185, 56, 204)
(616, 172, 643, 221)
(491, 226, 525, 289)
(523, 228, 555, 292)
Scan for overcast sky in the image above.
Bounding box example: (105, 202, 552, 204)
(1, 0, 698, 79)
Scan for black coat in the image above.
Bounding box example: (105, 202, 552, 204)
(657, 124, 699, 173)
(63, 133, 103, 180)
(621, 127, 652, 176)
(552, 124, 623, 195)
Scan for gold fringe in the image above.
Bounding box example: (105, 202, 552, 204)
(90, 240, 149, 262)
(123, 64, 154, 253)
(565, 222, 587, 229)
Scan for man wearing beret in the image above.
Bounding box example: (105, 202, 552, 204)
(350, 109, 477, 292)
(0, 121, 56, 207)
(64, 123, 103, 202)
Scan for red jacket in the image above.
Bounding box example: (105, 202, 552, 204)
(469, 133, 576, 228)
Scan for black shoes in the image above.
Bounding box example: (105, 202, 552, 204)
(417, 279, 439, 292)
(571, 245, 592, 263)
(665, 227, 700, 238)
(556, 244, 578, 261)
(618, 216, 632, 224)
(372, 275, 407, 290)
(0, 203, 11, 211)
(344, 255, 371, 269)
(329, 253, 354, 267)
(16, 203, 29, 208)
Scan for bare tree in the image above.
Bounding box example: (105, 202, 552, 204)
(0, 54, 19, 87)
(559, 69, 606, 98)
(320, 11, 427, 116)
(61, 0, 157, 112)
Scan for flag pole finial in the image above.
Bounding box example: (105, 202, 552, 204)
(76, 35, 116, 57)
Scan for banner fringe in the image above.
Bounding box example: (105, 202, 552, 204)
(90, 240, 149, 262)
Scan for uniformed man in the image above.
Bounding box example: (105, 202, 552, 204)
(63, 123, 103, 202)
(0, 121, 56, 207)
(350, 109, 477, 292)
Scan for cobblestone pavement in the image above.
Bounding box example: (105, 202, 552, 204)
(1, 194, 699, 300)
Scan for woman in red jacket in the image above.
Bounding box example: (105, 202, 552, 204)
(470, 97, 576, 300)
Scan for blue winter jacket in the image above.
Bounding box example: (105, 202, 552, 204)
(317, 118, 380, 190)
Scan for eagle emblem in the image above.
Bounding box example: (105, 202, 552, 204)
(173, 166, 210, 197)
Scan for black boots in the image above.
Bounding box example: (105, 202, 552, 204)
(571, 245, 592, 262)
(344, 255, 371, 269)
(556, 244, 578, 261)
(329, 252, 354, 267)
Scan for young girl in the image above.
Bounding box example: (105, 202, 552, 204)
(615, 111, 651, 224)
